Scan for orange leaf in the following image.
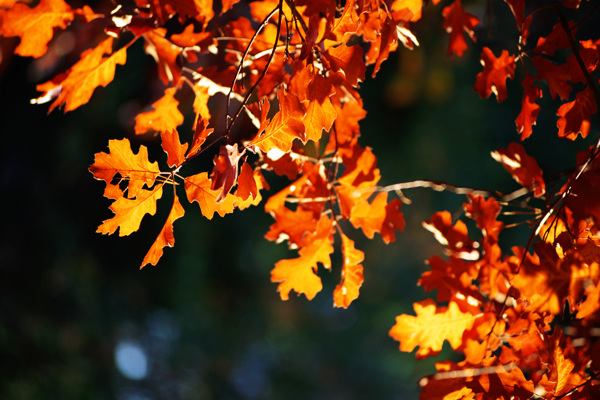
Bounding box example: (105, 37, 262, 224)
(389, 299, 479, 358)
(0, 0, 74, 58)
(251, 87, 305, 153)
(235, 162, 258, 201)
(422, 211, 479, 260)
(143, 29, 182, 85)
(271, 215, 334, 300)
(557, 86, 597, 140)
(141, 192, 185, 268)
(135, 87, 184, 135)
(333, 233, 364, 308)
(491, 142, 545, 197)
(442, 0, 480, 57)
(474, 47, 515, 102)
(89, 138, 161, 200)
(323, 43, 365, 87)
(160, 130, 188, 168)
(97, 184, 164, 237)
(33, 36, 128, 112)
(301, 72, 337, 143)
(211, 144, 244, 202)
(349, 192, 405, 243)
(184, 172, 236, 219)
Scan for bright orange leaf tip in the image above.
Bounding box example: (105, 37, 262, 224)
(389, 299, 480, 359)
(491, 142, 545, 197)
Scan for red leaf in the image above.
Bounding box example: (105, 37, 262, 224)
(491, 142, 545, 197)
(557, 87, 597, 140)
(442, 0, 480, 57)
(532, 56, 572, 101)
(422, 211, 479, 260)
(515, 74, 542, 140)
(474, 47, 515, 102)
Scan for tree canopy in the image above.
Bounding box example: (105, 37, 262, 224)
(2, 0, 600, 398)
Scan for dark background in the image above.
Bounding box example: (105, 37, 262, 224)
(0, 2, 591, 399)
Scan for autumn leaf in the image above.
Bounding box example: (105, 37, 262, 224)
(184, 172, 236, 219)
(474, 47, 515, 102)
(491, 142, 545, 197)
(89, 138, 161, 199)
(389, 299, 480, 358)
(532, 56, 572, 101)
(97, 185, 164, 237)
(557, 87, 597, 140)
(515, 74, 542, 140)
(442, 0, 480, 57)
(33, 36, 128, 112)
(211, 144, 245, 202)
(135, 87, 184, 135)
(349, 193, 405, 243)
(143, 29, 182, 85)
(333, 233, 364, 308)
(141, 192, 185, 268)
(251, 87, 305, 153)
(159, 130, 188, 169)
(0, 0, 75, 58)
(271, 215, 334, 300)
(299, 71, 337, 143)
(323, 43, 366, 87)
(422, 211, 479, 260)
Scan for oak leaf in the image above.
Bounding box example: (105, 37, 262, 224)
(333, 233, 364, 308)
(141, 192, 185, 268)
(474, 47, 515, 102)
(251, 87, 305, 153)
(442, 0, 480, 57)
(89, 138, 161, 199)
(160, 130, 188, 168)
(184, 172, 236, 219)
(0, 0, 76, 58)
(423, 211, 479, 260)
(491, 142, 545, 197)
(33, 36, 128, 112)
(349, 193, 405, 244)
(557, 87, 597, 140)
(323, 43, 366, 87)
(271, 215, 334, 300)
(515, 74, 542, 140)
(389, 299, 480, 358)
(97, 185, 164, 237)
(135, 87, 184, 135)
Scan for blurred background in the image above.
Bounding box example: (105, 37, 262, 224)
(0, 2, 592, 399)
